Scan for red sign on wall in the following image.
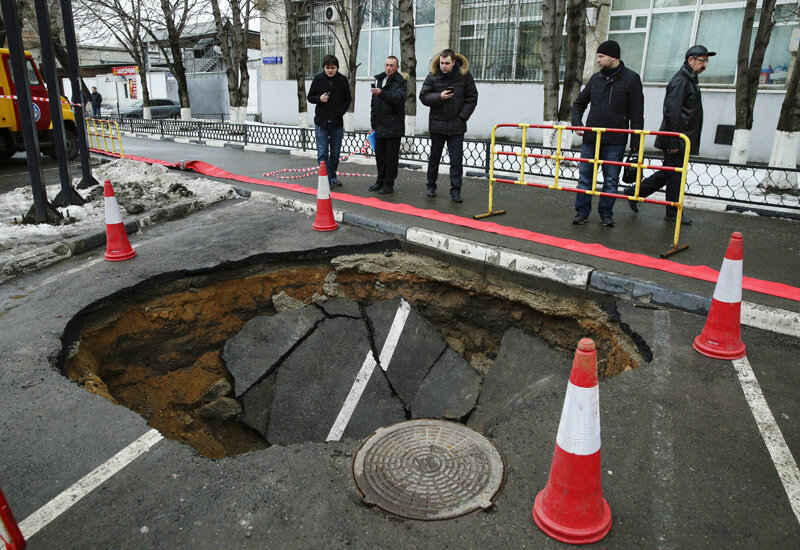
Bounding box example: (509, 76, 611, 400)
(129, 78, 138, 99)
(112, 66, 138, 76)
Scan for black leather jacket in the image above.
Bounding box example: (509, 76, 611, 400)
(370, 71, 407, 139)
(654, 63, 703, 155)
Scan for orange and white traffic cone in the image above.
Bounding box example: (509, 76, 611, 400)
(533, 338, 611, 544)
(693, 231, 746, 359)
(0, 486, 26, 550)
(312, 161, 338, 232)
(103, 179, 136, 262)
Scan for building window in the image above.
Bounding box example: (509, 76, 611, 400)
(298, 5, 335, 74)
(356, 0, 436, 77)
(608, 0, 799, 85)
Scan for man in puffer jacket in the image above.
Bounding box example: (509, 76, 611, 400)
(369, 55, 407, 195)
(419, 49, 478, 203)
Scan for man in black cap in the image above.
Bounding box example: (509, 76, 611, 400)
(571, 40, 644, 227)
(623, 45, 715, 224)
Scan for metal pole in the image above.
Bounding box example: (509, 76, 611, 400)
(34, 0, 83, 207)
(0, 0, 61, 223)
(59, 0, 100, 189)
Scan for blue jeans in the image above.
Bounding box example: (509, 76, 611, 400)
(574, 142, 626, 219)
(315, 125, 344, 182)
(92, 106, 102, 117)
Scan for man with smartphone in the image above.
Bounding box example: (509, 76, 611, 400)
(419, 48, 478, 203)
(307, 54, 351, 186)
(369, 56, 407, 195)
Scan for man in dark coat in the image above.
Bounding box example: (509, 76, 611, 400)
(369, 55, 407, 195)
(90, 87, 103, 117)
(571, 40, 644, 227)
(307, 54, 351, 186)
(624, 45, 715, 225)
(419, 49, 478, 203)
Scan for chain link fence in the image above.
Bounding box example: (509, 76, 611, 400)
(111, 117, 799, 211)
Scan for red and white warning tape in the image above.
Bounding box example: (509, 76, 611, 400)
(264, 138, 376, 179)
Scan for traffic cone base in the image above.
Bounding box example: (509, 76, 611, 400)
(694, 232, 745, 359)
(103, 180, 136, 262)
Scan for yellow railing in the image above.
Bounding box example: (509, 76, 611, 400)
(85, 118, 124, 158)
(476, 123, 692, 257)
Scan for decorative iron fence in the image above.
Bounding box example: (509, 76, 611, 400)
(110, 117, 800, 210)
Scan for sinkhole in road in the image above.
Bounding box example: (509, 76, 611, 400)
(61, 250, 643, 459)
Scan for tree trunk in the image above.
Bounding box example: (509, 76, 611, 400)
(763, 49, 800, 189)
(284, 0, 307, 126)
(541, 0, 566, 147)
(557, 0, 586, 150)
(159, 0, 191, 119)
(731, 0, 777, 163)
(398, 0, 416, 136)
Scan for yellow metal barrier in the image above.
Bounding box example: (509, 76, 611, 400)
(476, 123, 691, 258)
(85, 118, 124, 158)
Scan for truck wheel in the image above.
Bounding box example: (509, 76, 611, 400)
(65, 128, 78, 160)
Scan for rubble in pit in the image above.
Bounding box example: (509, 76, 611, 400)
(222, 297, 482, 444)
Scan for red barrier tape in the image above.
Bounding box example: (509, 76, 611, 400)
(91, 150, 800, 302)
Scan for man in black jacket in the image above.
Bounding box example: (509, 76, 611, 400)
(624, 45, 715, 225)
(90, 87, 102, 117)
(571, 40, 644, 227)
(307, 54, 351, 186)
(369, 56, 407, 195)
(419, 49, 478, 203)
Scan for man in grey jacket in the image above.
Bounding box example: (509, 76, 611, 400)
(624, 45, 715, 225)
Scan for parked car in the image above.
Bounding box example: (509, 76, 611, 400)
(119, 99, 181, 119)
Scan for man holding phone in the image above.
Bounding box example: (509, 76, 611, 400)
(419, 48, 478, 203)
(369, 56, 407, 195)
(307, 54, 351, 186)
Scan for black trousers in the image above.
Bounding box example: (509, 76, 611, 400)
(637, 150, 684, 217)
(427, 133, 464, 192)
(375, 136, 401, 187)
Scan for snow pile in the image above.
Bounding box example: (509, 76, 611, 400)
(0, 159, 237, 263)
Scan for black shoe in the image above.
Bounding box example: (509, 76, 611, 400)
(572, 214, 589, 225)
(378, 185, 394, 195)
(369, 182, 382, 191)
(330, 178, 342, 187)
(426, 185, 436, 197)
(451, 195, 463, 203)
(665, 215, 693, 225)
(601, 216, 614, 227)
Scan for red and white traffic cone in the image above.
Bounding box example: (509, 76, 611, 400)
(103, 179, 136, 262)
(312, 161, 338, 232)
(693, 231, 746, 359)
(0, 486, 26, 550)
(533, 338, 611, 544)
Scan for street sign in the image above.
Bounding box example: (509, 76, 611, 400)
(262, 56, 283, 64)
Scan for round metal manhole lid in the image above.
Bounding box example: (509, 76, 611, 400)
(351, 419, 506, 520)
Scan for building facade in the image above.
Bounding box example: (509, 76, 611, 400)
(260, 0, 800, 163)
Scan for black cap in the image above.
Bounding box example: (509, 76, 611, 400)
(685, 45, 716, 61)
(597, 40, 621, 59)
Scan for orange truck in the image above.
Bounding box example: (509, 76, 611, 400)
(0, 47, 78, 160)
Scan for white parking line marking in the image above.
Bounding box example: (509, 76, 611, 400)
(326, 299, 411, 442)
(19, 429, 163, 539)
(732, 357, 800, 525)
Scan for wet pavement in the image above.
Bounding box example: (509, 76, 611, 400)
(0, 136, 799, 548)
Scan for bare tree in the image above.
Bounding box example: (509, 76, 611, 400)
(75, 0, 153, 117)
(557, 0, 587, 149)
(210, 0, 253, 124)
(283, 0, 310, 128)
(541, 0, 566, 148)
(328, 0, 367, 131)
(763, 48, 800, 190)
(730, 0, 778, 164)
(396, 0, 416, 136)
(140, 0, 208, 120)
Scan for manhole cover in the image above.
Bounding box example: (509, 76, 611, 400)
(351, 419, 506, 520)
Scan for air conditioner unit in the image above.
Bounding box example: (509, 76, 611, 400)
(323, 4, 340, 23)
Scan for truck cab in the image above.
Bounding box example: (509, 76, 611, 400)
(0, 47, 78, 160)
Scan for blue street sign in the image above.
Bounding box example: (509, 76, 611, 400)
(262, 56, 283, 65)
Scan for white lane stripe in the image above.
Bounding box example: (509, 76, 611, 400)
(326, 300, 411, 442)
(555, 382, 601, 456)
(732, 357, 800, 525)
(19, 429, 163, 539)
(712, 258, 742, 304)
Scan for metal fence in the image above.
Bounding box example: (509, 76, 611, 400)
(111, 117, 800, 211)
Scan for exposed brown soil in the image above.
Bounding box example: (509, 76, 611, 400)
(64, 252, 641, 459)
